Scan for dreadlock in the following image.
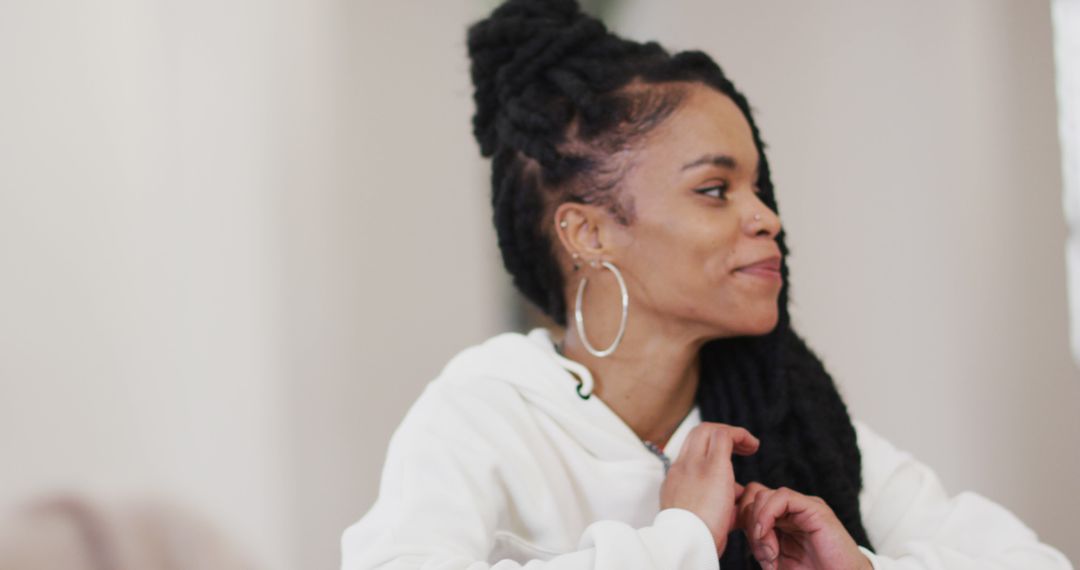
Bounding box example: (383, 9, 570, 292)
(467, 1, 874, 566)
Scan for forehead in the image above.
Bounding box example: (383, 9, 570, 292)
(637, 83, 758, 172)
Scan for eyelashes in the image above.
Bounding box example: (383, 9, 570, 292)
(694, 183, 729, 201)
(694, 180, 764, 202)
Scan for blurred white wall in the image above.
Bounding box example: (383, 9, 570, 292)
(2, 1, 1078, 569)
(1055, 0, 1080, 368)
(0, 1, 504, 569)
(278, 1, 507, 568)
(614, 0, 1080, 561)
(0, 0, 295, 568)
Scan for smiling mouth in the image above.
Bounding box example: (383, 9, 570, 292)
(735, 266, 782, 281)
(734, 256, 782, 282)
(734, 255, 782, 282)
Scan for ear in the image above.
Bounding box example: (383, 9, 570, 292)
(552, 202, 616, 265)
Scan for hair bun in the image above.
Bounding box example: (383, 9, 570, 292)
(485, 0, 583, 24)
(467, 0, 608, 158)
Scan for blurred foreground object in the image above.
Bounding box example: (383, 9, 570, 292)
(0, 494, 254, 570)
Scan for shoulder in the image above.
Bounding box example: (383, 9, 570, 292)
(850, 418, 926, 513)
(848, 421, 1071, 565)
(435, 328, 552, 384)
(851, 418, 920, 473)
(851, 418, 967, 539)
(851, 418, 912, 468)
(391, 329, 552, 449)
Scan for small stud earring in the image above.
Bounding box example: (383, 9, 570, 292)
(560, 220, 569, 229)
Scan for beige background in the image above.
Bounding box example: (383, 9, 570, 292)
(0, 1, 1076, 569)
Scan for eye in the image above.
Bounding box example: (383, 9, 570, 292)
(694, 182, 729, 201)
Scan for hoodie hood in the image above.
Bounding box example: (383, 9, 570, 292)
(434, 327, 700, 465)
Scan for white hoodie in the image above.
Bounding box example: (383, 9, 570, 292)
(341, 328, 1072, 570)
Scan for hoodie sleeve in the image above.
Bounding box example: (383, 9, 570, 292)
(340, 381, 720, 570)
(853, 419, 1073, 570)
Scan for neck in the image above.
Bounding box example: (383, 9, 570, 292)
(558, 313, 706, 449)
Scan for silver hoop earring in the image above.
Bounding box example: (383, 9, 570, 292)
(574, 260, 629, 358)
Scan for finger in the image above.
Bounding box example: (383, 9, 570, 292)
(726, 426, 760, 456)
(756, 527, 781, 570)
(676, 425, 710, 467)
(737, 493, 756, 532)
(703, 426, 758, 463)
(743, 481, 768, 496)
(736, 482, 766, 517)
(700, 430, 741, 491)
(745, 489, 782, 567)
(754, 487, 821, 543)
(732, 482, 749, 531)
(736, 482, 769, 530)
(693, 422, 759, 454)
(749, 487, 776, 541)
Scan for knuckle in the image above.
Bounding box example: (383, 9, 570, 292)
(695, 424, 720, 440)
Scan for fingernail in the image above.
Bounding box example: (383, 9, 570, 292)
(754, 523, 763, 539)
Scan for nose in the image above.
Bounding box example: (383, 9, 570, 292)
(745, 203, 782, 238)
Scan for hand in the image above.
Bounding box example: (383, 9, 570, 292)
(736, 482, 873, 570)
(660, 422, 760, 555)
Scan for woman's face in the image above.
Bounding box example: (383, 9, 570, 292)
(587, 83, 784, 339)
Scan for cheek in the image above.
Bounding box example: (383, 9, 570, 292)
(628, 215, 737, 289)
(702, 247, 737, 283)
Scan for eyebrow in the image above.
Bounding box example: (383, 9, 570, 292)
(680, 153, 760, 177)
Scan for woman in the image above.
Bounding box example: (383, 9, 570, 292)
(341, 1, 1073, 568)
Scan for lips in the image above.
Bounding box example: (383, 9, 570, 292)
(735, 255, 782, 281)
(738, 255, 781, 272)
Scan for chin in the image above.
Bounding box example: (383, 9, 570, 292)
(741, 310, 780, 336)
(701, 307, 780, 338)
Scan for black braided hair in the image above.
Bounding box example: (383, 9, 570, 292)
(467, 1, 874, 567)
